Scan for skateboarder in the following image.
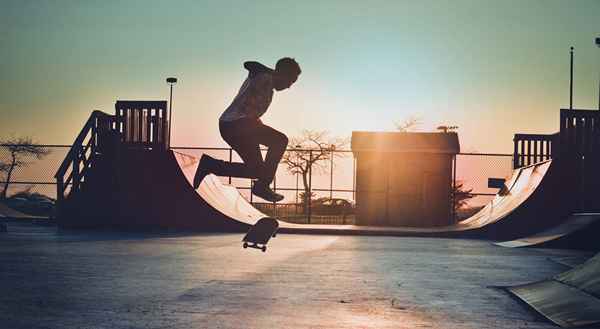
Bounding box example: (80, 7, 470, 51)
(193, 57, 302, 203)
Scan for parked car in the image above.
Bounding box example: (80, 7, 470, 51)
(6, 193, 55, 217)
(311, 198, 355, 217)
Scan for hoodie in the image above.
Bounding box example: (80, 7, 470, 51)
(219, 61, 275, 123)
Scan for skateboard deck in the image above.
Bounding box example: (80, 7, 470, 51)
(242, 217, 279, 252)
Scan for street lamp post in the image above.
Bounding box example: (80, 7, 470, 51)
(596, 37, 600, 110)
(570, 47, 574, 110)
(166, 77, 177, 148)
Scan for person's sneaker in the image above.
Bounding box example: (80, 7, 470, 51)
(193, 155, 214, 189)
(252, 183, 284, 202)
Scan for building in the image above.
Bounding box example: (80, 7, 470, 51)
(351, 131, 460, 227)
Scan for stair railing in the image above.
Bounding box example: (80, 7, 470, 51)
(54, 110, 115, 207)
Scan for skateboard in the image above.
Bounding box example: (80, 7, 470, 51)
(242, 217, 279, 252)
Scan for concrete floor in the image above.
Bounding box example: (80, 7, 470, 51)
(0, 221, 596, 329)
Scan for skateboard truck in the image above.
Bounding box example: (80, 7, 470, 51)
(243, 242, 268, 252)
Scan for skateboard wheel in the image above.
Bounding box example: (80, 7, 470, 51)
(243, 242, 248, 249)
(261, 246, 267, 252)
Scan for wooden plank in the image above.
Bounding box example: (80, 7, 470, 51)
(120, 109, 125, 138)
(116, 100, 167, 110)
(128, 108, 134, 144)
(513, 137, 519, 169)
(576, 116, 584, 156)
(144, 109, 150, 145)
(152, 109, 158, 146)
(519, 140, 525, 168)
(526, 140, 531, 166)
(138, 107, 143, 143)
(591, 116, 600, 154)
(161, 108, 167, 148)
(584, 117, 591, 157)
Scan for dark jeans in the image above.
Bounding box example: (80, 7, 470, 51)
(212, 119, 288, 185)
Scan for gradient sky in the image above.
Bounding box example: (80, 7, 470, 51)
(2, 0, 600, 153)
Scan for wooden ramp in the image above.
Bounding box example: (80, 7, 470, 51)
(171, 151, 576, 240)
(495, 213, 600, 250)
(507, 252, 600, 327)
(59, 149, 576, 239)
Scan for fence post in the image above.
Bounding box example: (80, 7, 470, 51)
(452, 154, 457, 223)
(250, 180, 253, 203)
(329, 146, 334, 199)
(228, 148, 233, 184)
(295, 171, 299, 216)
(308, 150, 312, 224)
(352, 157, 356, 201)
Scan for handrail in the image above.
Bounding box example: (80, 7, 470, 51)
(513, 132, 558, 169)
(55, 110, 113, 178)
(55, 110, 115, 206)
(560, 108, 600, 158)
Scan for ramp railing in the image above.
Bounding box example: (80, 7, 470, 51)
(114, 101, 169, 150)
(513, 133, 558, 169)
(54, 110, 115, 206)
(559, 109, 600, 158)
(53, 101, 169, 217)
(559, 109, 600, 211)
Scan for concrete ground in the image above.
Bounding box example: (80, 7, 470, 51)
(0, 221, 596, 329)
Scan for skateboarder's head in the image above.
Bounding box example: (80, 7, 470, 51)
(273, 57, 301, 91)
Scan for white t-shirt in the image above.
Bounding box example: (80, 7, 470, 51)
(219, 73, 274, 122)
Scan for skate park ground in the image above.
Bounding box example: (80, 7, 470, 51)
(1, 221, 597, 329)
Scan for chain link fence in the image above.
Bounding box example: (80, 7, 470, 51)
(0, 144, 514, 222)
(454, 153, 514, 220)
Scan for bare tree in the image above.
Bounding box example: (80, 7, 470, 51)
(394, 115, 422, 132)
(281, 130, 348, 211)
(0, 137, 50, 199)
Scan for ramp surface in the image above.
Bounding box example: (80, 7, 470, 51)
(170, 151, 575, 239)
(495, 213, 600, 250)
(507, 252, 600, 327)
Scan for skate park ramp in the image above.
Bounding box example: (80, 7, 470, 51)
(172, 151, 574, 239)
(495, 213, 600, 250)
(173, 151, 266, 225)
(507, 252, 600, 327)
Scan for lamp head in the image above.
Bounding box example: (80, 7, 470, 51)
(166, 77, 178, 84)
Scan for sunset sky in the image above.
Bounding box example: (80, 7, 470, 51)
(2, 0, 600, 153)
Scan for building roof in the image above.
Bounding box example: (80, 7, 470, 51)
(351, 131, 460, 154)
